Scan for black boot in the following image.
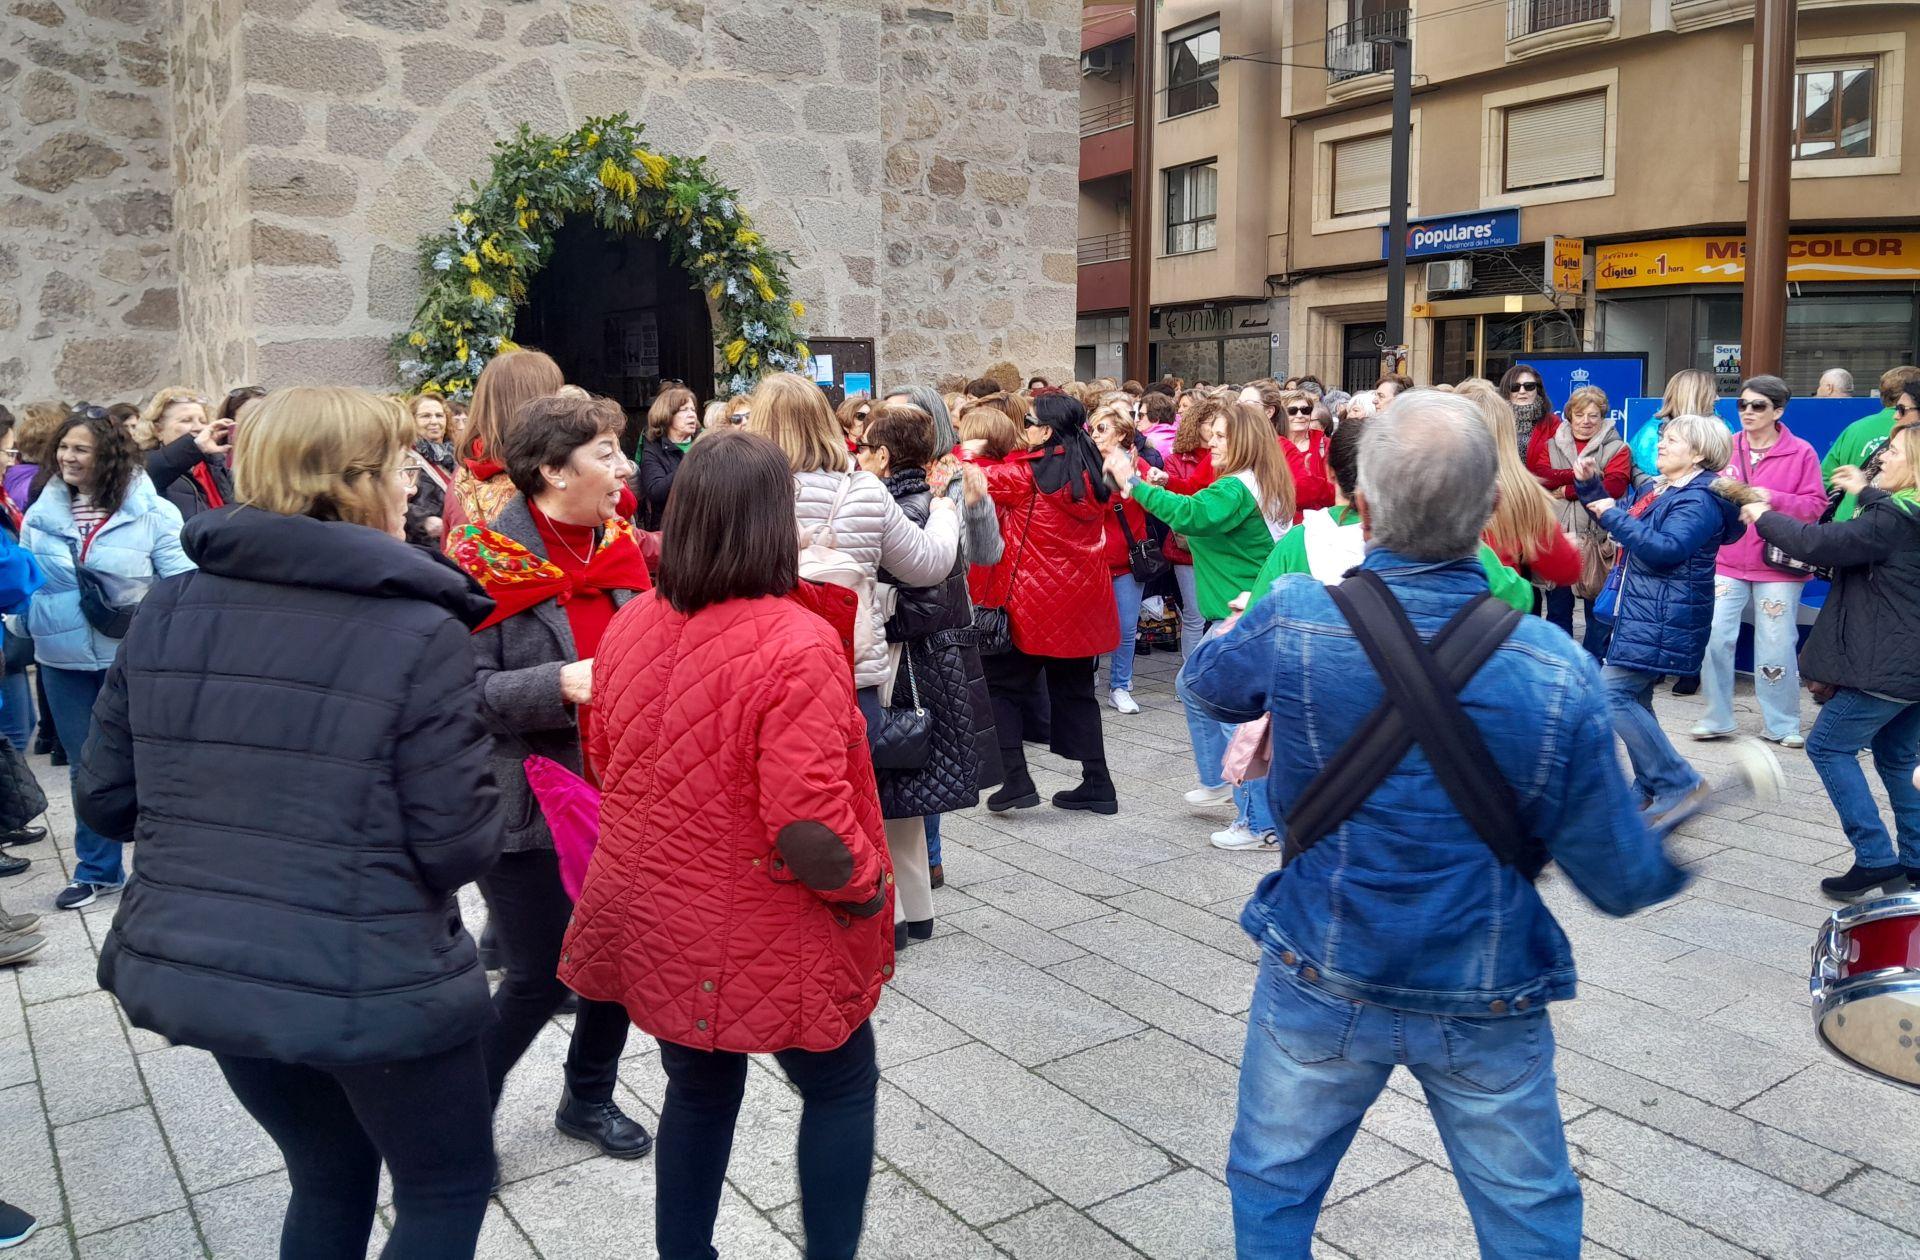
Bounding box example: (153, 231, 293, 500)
(1053, 759, 1118, 815)
(0, 825, 45, 848)
(894, 920, 909, 951)
(554, 1086, 653, 1159)
(477, 920, 503, 971)
(987, 750, 1041, 813)
(906, 919, 933, 941)
(1820, 863, 1908, 903)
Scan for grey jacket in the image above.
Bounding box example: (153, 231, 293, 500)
(470, 495, 639, 852)
(794, 467, 959, 689)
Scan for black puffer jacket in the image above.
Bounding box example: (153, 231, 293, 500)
(82, 506, 503, 1066)
(1757, 486, 1920, 700)
(878, 469, 999, 815)
(145, 435, 233, 522)
(637, 437, 686, 530)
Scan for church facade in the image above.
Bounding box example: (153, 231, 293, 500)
(2, 0, 1082, 400)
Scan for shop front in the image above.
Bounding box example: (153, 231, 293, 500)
(1595, 232, 1920, 394)
(1150, 300, 1283, 384)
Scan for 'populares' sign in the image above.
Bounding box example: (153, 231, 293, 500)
(1380, 209, 1522, 260)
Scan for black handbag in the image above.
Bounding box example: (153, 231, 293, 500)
(68, 540, 149, 639)
(1115, 502, 1170, 584)
(1733, 447, 1830, 580)
(870, 651, 932, 771)
(973, 492, 1035, 657)
(1, 625, 30, 674)
(0, 738, 47, 832)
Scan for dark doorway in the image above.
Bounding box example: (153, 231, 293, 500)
(514, 219, 714, 453)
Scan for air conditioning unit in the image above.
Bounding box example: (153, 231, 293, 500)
(1082, 46, 1122, 78)
(1426, 258, 1474, 294)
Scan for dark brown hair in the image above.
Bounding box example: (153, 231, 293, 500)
(1141, 392, 1174, 426)
(861, 404, 936, 470)
(501, 393, 622, 498)
(39, 408, 143, 518)
(1328, 413, 1366, 498)
(964, 377, 1000, 399)
(657, 430, 797, 613)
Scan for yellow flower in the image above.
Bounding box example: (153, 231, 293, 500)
(469, 278, 495, 302)
(748, 351, 759, 369)
(736, 229, 761, 249)
(480, 237, 513, 268)
(456, 210, 475, 227)
(755, 280, 776, 302)
(514, 193, 529, 210)
(597, 157, 638, 200)
(709, 281, 725, 302)
(747, 263, 767, 286)
(790, 300, 805, 319)
(795, 340, 810, 360)
(455, 340, 470, 362)
(461, 252, 481, 273)
(585, 130, 600, 147)
(408, 332, 427, 348)
(633, 149, 669, 189)
(497, 337, 519, 354)
(724, 338, 747, 366)
(518, 211, 537, 230)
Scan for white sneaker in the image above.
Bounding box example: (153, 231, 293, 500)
(1211, 823, 1278, 852)
(1184, 783, 1233, 807)
(1111, 688, 1140, 715)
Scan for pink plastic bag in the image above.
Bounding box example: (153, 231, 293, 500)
(1221, 715, 1272, 786)
(523, 754, 602, 900)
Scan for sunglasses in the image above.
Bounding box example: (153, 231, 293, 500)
(855, 408, 870, 420)
(73, 405, 110, 422)
(1022, 417, 1046, 429)
(728, 412, 748, 425)
(1737, 400, 1774, 412)
(1895, 404, 1919, 419)
(1510, 382, 1540, 393)
(1285, 405, 1313, 416)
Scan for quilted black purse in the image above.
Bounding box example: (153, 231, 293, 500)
(0, 738, 47, 832)
(1115, 502, 1170, 584)
(870, 652, 932, 771)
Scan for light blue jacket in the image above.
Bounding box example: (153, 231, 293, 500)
(1184, 547, 1687, 1017)
(22, 474, 193, 671)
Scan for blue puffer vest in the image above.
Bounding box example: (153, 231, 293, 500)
(1598, 477, 1744, 676)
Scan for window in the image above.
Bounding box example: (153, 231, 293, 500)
(1165, 161, 1218, 255)
(1503, 90, 1607, 192)
(1794, 60, 1875, 159)
(1166, 22, 1221, 118)
(1330, 132, 1392, 217)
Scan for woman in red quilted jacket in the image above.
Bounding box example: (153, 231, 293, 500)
(966, 391, 1121, 815)
(560, 430, 891, 1260)
(1161, 395, 1224, 660)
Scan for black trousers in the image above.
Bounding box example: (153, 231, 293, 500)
(479, 848, 629, 1104)
(214, 1038, 493, 1260)
(984, 649, 1105, 763)
(655, 1022, 878, 1260)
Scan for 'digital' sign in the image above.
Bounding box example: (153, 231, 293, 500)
(1380, 208, 1522, 260)
(1596, 234, 1920, 288)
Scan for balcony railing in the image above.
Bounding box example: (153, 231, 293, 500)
(1326, 8, 1409, 83)
(1508, 0, 1611, 40)
(1080, 98, 1134, 135)
(1078, 231, 1132, 266)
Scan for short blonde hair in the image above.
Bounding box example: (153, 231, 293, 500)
(236, 387, 411, 532)
(1564, 385, 1610, 419)
(746, 372, 848, 474)
(1660, 413, 1732, 472)
(135, 384, 209, 452)
(703, 398, 732, 429)
(1877, 422, 1920, 494)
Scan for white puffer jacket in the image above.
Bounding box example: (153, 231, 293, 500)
(795, 468, 959, 690)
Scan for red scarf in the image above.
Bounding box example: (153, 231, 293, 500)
(190, 463, 225, 509)
(466, 437, 505, 483)
(449, 513, 652, 634)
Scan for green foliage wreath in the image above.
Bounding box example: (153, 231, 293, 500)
(393, 113, 808, 398)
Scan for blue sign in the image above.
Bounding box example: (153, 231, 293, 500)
(1512, 353, 1647, 433)
(1381, 208, 1522, 260)
(1621, 395, 1883, 468)
(842, 371, 872, 398)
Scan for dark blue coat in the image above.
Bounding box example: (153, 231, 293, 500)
(1598, 477, 1744, 675)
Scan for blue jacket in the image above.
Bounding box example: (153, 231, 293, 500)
(1184, 548, 1687, 1017)
(1592, 475, 1744, 676)
(21, 474, 193, 671)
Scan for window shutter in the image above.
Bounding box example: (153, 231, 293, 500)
(1331, 132, 1392, 216)
(1504, 91, 1607, 191)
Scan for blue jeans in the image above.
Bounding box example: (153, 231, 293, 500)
(1106, 573, 1143, 692)
(1805, 688, 1920, 870)
(1236, 777, 1276, 836)
(924, 813, 941, 868)
(40, 666, 122, 886)
(1601, 666, 1702, 811)
(1230, 950, 1580, 1258)
(0, 669, 33, 752)
(1700, 577, 1803, 740)
(1179, 663, 1228, 790)
(1173, 564, 1206, 660)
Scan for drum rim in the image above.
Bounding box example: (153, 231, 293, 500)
(1828, 891, 1920, 931)
(1812, 976, 1920, 1093)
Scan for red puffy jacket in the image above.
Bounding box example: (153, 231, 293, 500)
(968, 452, 1119, 659)
(559, 593, 894, 1055)
(1101, 456, 1153, 577)
(1159, 449, 1214, 564)
(1282, 430, 1336, 517)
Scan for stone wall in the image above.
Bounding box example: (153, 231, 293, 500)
(1, 0, 176, 403)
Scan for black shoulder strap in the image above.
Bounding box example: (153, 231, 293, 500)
(1283, 571, 1541, 876)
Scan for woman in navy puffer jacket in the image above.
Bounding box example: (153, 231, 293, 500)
(1577, 412, 1745, 824)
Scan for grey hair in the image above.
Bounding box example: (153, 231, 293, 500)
(1661, 413, 1733, 472)
(1357, 390, 1497, 561)
(1820, 367, 1854, 394)
(886, 385, 955, 452)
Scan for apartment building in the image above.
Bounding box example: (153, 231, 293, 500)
(1079, 0, 1920, 394)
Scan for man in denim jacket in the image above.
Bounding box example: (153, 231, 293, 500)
(1185, 392, 1688, 1258)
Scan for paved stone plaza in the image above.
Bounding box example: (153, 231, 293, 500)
(4, 644, 1920, 1258)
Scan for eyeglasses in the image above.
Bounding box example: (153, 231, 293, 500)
(854, 441, 878, 453)
(1737, 400, 1774, 413)
(854, 409, 870, 421)
(1510, 382, 1540, 394)
(395, 466, 421, 484)
(1285, 405, 1313, 416)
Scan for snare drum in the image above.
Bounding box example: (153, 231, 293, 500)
(1810, 893, 1920, 1089)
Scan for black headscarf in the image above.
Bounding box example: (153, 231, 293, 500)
(1029, 393, 1112, 503)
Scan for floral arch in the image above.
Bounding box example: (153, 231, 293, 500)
(393, 114, 807, 398)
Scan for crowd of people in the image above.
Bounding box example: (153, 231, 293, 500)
(0, 348, 1916, 1257)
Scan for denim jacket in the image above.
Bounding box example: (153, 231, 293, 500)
(1184, 547, 1687, 1017)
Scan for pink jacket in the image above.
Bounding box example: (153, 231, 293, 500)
(1716, 424, 1825, 583)
(1140, 421, 1178, 459)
